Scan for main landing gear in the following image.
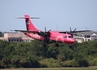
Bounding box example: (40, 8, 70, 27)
(55, 43, 59, 47)
(68, 44, 73, 49)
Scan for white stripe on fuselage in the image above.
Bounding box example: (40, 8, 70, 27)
(29, 33, 40, 39)
(56, 35, 64, 42)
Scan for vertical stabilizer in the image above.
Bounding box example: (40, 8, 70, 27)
(25, 15, 39, 31)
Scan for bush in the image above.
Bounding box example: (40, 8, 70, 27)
(61, 59, 79, 67)
(39, 58, 60, 67)
(88, 58, 97, 66)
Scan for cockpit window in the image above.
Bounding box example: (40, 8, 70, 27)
(68, 36, 73, 38)
(64, 36, 73, 38)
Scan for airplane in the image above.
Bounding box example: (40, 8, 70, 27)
(14, 15, 90, 47)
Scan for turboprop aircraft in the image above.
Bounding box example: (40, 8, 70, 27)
(14, 15, 90, 47)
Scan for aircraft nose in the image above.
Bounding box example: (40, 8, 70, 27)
(65, 38, 75, 44)
(70, 38, 75, 44)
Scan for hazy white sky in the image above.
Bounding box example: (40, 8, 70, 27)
(0, 0, 97, 32)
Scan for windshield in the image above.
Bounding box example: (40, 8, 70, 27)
(64, 36, 73, 38)
(68, 36, 73, 38)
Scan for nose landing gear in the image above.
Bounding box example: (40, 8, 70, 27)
(68, 44, 73, 49)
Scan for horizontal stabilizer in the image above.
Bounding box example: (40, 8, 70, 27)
(15, 17, 39, 19)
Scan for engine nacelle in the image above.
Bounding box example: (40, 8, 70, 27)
(38, 31, 46, 36)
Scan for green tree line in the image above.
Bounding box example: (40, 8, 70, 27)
(0, 40, 97, 68)
(0, 32, 4, 37)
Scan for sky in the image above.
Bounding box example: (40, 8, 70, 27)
(0, 0, 97, 32)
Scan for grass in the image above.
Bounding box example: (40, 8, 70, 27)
(1, 66, 97, 70)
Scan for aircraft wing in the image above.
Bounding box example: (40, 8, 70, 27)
(60, 30, 91, 33)
(14, 30, 49, 37)
(59, 30, 91, 36)
(14, 30, 40, 33)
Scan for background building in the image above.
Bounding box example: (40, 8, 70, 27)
(0, 32, 33, 42)
(74, 30, 97, 43)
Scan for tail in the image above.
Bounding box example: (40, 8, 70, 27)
(24, 15, 39, 31)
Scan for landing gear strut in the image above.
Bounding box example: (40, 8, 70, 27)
(55, 43, 59, 47)
(68, 44, 73, 49)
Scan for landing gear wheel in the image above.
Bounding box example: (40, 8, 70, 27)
(55, 43, 59, 47)
(68, 44, 73, 49)
(43, 43, 47, 47)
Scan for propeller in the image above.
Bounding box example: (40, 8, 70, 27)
(45, 27, 46, 32)
(69, 27, 77, 36)
(37, 27, 51, 43)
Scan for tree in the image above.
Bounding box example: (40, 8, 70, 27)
(0, 32, 4, 37)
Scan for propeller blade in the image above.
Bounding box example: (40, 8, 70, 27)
(74, 28, 77, 32)
(45, 27, 46, 32)
(70, 27, 72, 32)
